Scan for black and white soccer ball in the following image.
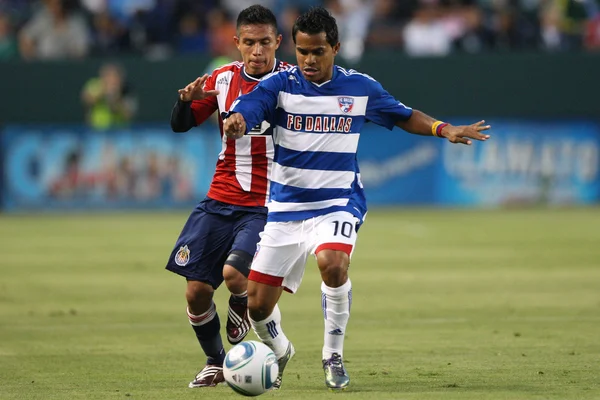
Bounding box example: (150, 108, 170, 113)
(223, 341, 279, 396)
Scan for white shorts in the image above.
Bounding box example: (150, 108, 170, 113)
(249, 211, 360, 294)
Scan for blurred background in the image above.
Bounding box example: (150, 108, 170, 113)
(0, 0, 599, 210)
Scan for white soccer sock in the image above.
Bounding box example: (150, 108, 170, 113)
(321, 279, 352, 359)
(249, 304, 290, 359)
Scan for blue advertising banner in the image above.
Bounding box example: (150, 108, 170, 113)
(1, 125, 222, 211)
(357, 120, 600, 207)
(438, 121, 600, 206)
(358, 129, 439, 205)
(1, 121, 599, 211)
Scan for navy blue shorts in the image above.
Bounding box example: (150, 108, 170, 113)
(165, 197, 267, 289)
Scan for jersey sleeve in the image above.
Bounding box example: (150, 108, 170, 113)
(190, 73, 219, 125)
(365, 78, 413, 130)
(229, 73, 283, 134)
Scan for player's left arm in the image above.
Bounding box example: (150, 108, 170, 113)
(365, 78, 490, 145)
(396, 110, 490, 145)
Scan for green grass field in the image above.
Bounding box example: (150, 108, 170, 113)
(1, 208, 599, 400)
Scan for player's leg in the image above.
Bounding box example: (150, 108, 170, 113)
(317, 250, 352, 390)
(165, 200, 233, 388)
(222, 211, 267, 344)
(222, 256, 250, 344)
(312, 211, 359, 390)
(247, 280, 295, 390)
(185, 280, 225, 387)
(247, 280, 284, 348)
(246, 221, 307, 389)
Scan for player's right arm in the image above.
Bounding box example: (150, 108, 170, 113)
(170, 74, 220, 133)
(395, 110, 490, 145)
(364, 77, 490, 145)
(223, 73, 283, 139)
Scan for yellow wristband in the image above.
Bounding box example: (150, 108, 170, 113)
(431, 121, 443, 137)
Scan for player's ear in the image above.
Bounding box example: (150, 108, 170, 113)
(332, 42, 340, 56)
(275, 34, 283, 49)
(233, 35, 241, 49)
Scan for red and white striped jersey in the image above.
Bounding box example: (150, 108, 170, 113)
(191, 60, 290, 207)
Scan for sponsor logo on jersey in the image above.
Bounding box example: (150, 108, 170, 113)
(175, 245, 190, 266)
(338, 97, 354, 114)
(286, 115, 353, 133)
(216, 76, 229, 86)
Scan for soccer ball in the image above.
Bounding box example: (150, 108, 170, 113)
(223, 341, 279, 396)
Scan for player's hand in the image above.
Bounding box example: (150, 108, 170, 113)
(178, 74, 220, 102)
(223, 113, 246, 139)
(443, 120, 491, 145)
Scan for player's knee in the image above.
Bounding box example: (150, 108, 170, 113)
(247, 288, 274, 322)
(248, 299, 272, 322)
(223, 265, 245, 284)
(316, 250, 349, 287)
(316, 249, 349, 272)
(185, 280, 214, 314)
(223, 264, 247, 293)
(223, 250, 251, 293)
(224, 250, 252, 277)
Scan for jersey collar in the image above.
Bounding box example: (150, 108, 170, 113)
(241, 59, 279, 82)
(308, 65, 338, 87)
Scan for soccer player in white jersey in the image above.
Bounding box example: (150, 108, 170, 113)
(165, 5, 290, 389)
(223, 6, 491, 391)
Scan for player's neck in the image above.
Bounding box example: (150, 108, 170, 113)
(308, 65, 336, 86)
(243, 59, 277, 81)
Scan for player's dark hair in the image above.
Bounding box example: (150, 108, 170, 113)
(236, 4, 278, 32)
(292, 6, 339, 47)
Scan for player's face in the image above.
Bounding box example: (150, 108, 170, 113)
(294, 31, 340, 84)
(235, 24, 282, 76)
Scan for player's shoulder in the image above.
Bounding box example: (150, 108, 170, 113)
(213, 60, 293, 77)
(209, 61, 244, 76)
(335, 66, 384, 96)
(261, 64, 299, 85)
(276, 60, 295, 72)
(335, 65, 378, 83)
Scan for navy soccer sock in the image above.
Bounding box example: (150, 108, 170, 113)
(187, 303, 225, 366)
(230, 290, 248, 305)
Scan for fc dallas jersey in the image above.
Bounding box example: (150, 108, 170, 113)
(191, 59, 290, 207)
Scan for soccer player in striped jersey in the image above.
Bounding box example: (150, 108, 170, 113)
(223, 7, 491, 391)
(165, 5, 290, 388)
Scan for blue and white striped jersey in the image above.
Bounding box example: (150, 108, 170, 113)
(230, 65, 413, 223)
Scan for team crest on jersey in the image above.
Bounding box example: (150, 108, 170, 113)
(175, 245, 190, 266)
(338, 97, 354, 114)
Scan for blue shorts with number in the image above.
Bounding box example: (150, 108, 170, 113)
(165, 197, 267, 289)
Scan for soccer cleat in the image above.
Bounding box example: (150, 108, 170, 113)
(272, 342, 295, 390)
(322, 353, 350, 390)
(226, 295, 251, 345)
(188, 364, 225, 388)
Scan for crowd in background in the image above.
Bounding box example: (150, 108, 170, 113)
(0, 0, 599, 63)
